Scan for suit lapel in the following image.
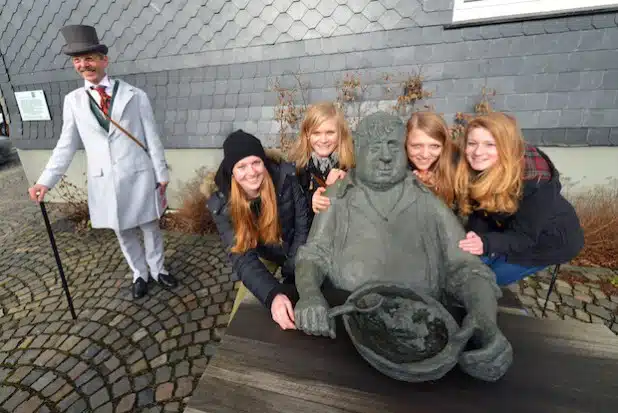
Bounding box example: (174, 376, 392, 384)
(110, 80, 135, 126)
(77, 90, 104, 131)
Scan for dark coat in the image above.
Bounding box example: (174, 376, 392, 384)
(297, 158, 340, 223)
(466, 148, 584, 267)
(206, 158, 310, 309)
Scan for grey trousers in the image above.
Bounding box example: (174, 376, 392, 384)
(115, 219, 168, 282)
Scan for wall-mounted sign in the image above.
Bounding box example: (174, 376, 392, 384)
(14, 90, 51, 121)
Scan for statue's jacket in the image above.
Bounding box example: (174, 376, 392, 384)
(296, 172, 500, 303)
(205, 150, 310, 309)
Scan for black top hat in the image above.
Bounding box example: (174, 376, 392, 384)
(60, 25, 108, 56)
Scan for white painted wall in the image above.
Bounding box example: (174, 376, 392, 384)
(17, 146, 618, 209)
(18, 148, 223, 209)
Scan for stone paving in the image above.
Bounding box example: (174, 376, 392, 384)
(0, 160, 616, 413)
(511, 266, 618, 334)
(0, 159, 237, 413)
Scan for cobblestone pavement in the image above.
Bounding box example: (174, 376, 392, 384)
(0, 160, 237, 412)
(0, 156, 63, 242)
(0, 161, 617, 412)
(511, 266, 618, 334)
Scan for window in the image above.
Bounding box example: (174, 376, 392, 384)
(452, 0, 618, 25)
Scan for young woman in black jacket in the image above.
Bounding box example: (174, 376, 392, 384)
(206, 130, 310, 329)
(455, 112, 584, 286)
(289, 102, 355, 221)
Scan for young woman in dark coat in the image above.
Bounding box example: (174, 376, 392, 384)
(206, 130, 310, 329)
(455, 112, 584, 286)
(289, 102, 355, 221)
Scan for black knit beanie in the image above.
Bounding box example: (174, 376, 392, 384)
(215, 130, 268, 195)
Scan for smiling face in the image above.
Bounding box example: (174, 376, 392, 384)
(465, 127, 499, 172)
(72, 53, 108, 84)
(309, 117, 339, 158)
(232, 156, 265, 198)
(406, 129, 443, 172)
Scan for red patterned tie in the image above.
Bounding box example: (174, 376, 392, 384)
(93, 85, 110, 116)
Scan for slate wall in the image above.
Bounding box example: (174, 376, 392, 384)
(1, 0, 617, 150)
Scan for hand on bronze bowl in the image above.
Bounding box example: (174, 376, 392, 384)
(327, 282, 476, 382)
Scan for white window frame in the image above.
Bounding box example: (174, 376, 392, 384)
(452, 0, 618, 24)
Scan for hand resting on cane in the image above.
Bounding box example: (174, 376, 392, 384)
(28, 184, 49, 203)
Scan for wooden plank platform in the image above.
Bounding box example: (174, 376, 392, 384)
(186, 295, 618, 413)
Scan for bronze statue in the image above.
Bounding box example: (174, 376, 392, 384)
(293, 111, 513, 382)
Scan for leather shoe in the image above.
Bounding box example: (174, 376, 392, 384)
(157, 273, 178, 289)
(132, 278, 148, 299)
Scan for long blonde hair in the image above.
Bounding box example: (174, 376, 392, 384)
(290, 102, 355, 171)
(229, 167, 281, 253)
(454, 112, 525, 216)
(406, 112, 458, 207)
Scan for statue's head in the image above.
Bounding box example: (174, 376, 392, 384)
(354, 112, 408, 190)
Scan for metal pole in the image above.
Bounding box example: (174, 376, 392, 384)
(39, 200, 77, 320)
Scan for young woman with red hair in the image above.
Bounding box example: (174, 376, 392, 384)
(455, 112, 583, 286)
(207, 130, 310, 329)
(405, 111, 459, 208)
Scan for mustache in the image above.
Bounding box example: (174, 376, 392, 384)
(79, 68, 95, 72)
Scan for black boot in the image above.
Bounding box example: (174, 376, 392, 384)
(157, 273, 178, 289)
(132, 278, 148, 299)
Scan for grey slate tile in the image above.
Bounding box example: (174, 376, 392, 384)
(560, 109, 585, 127)
(316, 0, 338, 17)
(522, 21, 546, 36)
(563, 128, 588, 145)
(591, 14, 617, 29)
(542, 128, 567, 145)
(586, 127, 611, 145)
(273, 0, 294, 13)
(260, 5, 279, 25)
(609, 128, 618, 145)
(538, 110, 561, 128)
(566, 15, 593, 31)
(498, 22, 524, 37)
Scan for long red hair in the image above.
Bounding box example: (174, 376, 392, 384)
(454, 112, 525, 216)
(229, 167, 281, 253)
(406, 112, 458, 207)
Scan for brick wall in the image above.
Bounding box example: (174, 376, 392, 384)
(1, 0, 617, 150)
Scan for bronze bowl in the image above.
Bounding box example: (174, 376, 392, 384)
(327, 282, 475, 382)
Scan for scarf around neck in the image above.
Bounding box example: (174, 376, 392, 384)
(310, 151, 339, 175)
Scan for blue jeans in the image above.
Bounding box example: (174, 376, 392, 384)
(481, 255, 546, 286)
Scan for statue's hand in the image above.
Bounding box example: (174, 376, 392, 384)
(457, 314, 513, 382)
(294, 294, 336, 339)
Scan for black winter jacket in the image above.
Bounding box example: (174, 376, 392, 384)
(206, 159, 310, 309)
(466, 149, 584, 267)
(297, 158, 339, 223)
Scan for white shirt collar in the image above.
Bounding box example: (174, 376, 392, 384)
(85, 75, 112, 90)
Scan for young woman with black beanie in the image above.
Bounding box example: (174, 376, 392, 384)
(206, 130, 310, 329)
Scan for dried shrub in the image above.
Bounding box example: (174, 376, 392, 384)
(271, 73, 308, 158)
(160, 167, 216, 235)
(568, 183, 618, 268)
(335, 72, 369, 130)
(558, 270, 589, 286)
(393, 71, 433, 116)
(450, 86, 496, 141)
(55, 175, 91, 232)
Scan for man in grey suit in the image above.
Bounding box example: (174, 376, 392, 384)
(28, 25, 178, 299)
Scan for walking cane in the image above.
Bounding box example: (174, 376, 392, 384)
(38, 199, 77, 320)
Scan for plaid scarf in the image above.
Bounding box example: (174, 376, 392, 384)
(523, 145, 552, 181)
